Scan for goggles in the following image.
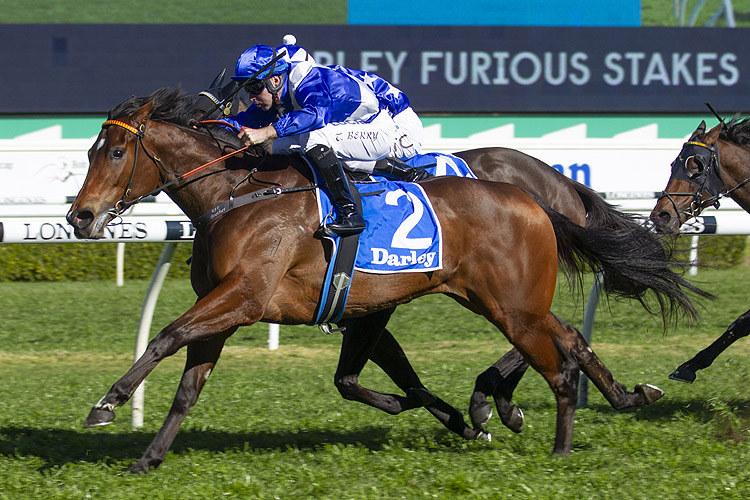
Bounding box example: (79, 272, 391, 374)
(242, 79, 266, 95)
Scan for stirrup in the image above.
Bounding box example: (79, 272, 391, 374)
(325, 209, 366, 236)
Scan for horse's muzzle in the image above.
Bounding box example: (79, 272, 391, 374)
(66, 208, 106, 239)
(649, 211, 680, 235)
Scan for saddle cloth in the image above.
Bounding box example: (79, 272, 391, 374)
(315, 152, 476, 274)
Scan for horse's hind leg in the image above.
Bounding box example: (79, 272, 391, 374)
(370, 328, 484, 440)
(504, 312, 663, 454)
(670, 308, 750, 383)
(555, 313, 664, 409)
(469, 348, 528, 433)
(127, 332, 233, 474)
(498, 313, 581, 454)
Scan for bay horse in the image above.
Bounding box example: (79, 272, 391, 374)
(651, 116, 750, 383)
(192, 77, 641, 439)
(68, 88, 704, 473)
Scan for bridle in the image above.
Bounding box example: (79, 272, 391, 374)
(99, 118, 315, 230)
(656, 137, 750, 222)
(101, 119, 249, 217)
(197, 47, 287, 122)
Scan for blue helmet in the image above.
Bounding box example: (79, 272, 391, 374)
(232, 44, 289, 81)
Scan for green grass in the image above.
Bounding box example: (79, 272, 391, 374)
(642, 0, 750, 26)
(0, 0, 347, 24)
(1, 0, 749, 26)
(1, 269, 750, 498)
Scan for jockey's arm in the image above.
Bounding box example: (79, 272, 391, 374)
(238, 124, 278, 148)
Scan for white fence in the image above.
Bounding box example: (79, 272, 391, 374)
(3, 125, 750, 419)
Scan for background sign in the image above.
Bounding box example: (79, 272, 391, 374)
(347, 0, 641, 27)
(1, 25, 748, 114)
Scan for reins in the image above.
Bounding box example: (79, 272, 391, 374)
(101, 118, 316, 229)
(103, 119, 251, 215)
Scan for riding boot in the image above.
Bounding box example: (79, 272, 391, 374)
(373, 157, 433, 182)
(306, 145, 366, 236)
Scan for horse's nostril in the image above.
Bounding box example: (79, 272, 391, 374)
(67, 209, 94, 228)
(650, 211, 671, 224)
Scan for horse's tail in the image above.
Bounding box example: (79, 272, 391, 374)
(571, 181, 642, 232)
(540, 200, 713, 326)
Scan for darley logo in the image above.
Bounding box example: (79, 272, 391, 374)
(371, 248, 436, 268)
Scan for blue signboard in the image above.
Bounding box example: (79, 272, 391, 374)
(348, 0, 641, 27)
(0, 25, 747, 114)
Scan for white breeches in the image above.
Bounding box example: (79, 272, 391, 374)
(271, 110, 395, 173)
(392, 107, 423, 160)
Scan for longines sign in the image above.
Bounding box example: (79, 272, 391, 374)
(0, 218, 195, 244)
(2, 25, 748, 113)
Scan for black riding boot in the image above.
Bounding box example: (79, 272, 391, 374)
(307, 145, 366, 236)
(373, 158, 433, 182)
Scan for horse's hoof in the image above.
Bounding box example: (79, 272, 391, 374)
(126, 462, 150, 475)
(669, 366, 696, 384)
(84, 407, 116, 428)
(469, 400, 493, 430)
(475, 431, 492, 442)
(635, 383, 665, 404)
(407, 387, 437, 406)
(502, 406, 524, 434)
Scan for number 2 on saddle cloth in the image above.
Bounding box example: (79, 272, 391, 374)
(310, 152, 476, 332)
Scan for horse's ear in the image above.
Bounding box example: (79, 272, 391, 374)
(690, 120, 706, 139)
(208, 68, 226, 90)
(132, 101, 155, 125)
(704, 122, 723, 144)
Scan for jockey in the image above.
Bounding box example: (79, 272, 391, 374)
(279, 36, 427, 181)
(222, 43, 428, 236)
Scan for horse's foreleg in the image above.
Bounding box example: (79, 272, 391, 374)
(127, 332, 232, 474)
(468, 348, 528, 433)
(335, 310, 433, 415)
(670, 308, 750, 383)
(84, 274, 261, 428)
(371, 328, 484, 440)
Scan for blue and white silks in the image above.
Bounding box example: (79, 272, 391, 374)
(315, 152, 476, 274)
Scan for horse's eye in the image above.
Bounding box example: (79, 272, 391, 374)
(111, 148, 124, 161)
(686, 156, 704, 178)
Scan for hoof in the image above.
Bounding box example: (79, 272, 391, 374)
(84, 407, 116, 428)
(635, 383, 665, 404)
(407, 387, 437, 407)
(475, 431, 492, 442)
(469, 400, 493, 430)
(501, 406, 524, 434)
(126, 461, 151, 475)
(669, 365, 696, 384)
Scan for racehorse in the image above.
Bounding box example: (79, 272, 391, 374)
(192, 76, 648, 438)
(651, 116, 750, 382)
(67, 88, 704, 472)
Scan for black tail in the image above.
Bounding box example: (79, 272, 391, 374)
(571, 181, 642, 232)
(540, 201, 713, 326)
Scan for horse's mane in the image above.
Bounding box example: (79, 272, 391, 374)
(108, 87, 244, 148)
(720, 114, 750, 146)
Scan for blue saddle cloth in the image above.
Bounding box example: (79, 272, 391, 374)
(315, 152, 476, 274)
(404, 152, 477, 179)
